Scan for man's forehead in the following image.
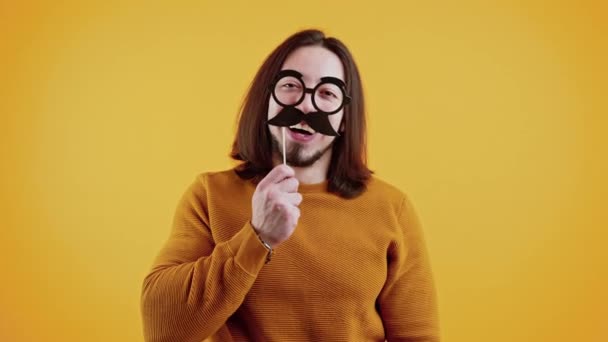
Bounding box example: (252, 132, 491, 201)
(278, 67, 345, 84)
(280, 47, 345, 83)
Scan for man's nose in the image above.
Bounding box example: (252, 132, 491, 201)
(296, 90, 315, 114)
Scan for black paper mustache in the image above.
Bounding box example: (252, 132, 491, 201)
(267, 107, 339, 136)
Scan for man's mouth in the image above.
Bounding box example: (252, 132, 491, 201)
(288, 123, 314, 135)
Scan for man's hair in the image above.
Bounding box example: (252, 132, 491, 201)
(230, 29, 372, 198)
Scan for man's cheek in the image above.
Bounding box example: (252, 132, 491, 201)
(330, 115, 343, 130)
(267, 105, 281, 120)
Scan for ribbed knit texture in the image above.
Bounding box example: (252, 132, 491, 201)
(141, 168, 439, 341)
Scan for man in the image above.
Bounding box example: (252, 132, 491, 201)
(141, 29, 440, 341)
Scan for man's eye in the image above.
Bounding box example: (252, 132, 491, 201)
(282, 83, 298, 89)
(323, 90, 337, 98)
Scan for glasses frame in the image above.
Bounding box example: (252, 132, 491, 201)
(269, 69, 351, 115)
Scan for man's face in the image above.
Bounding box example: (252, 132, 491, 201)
(267, 45, 345, 167)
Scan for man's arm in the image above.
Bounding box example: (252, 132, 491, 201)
(378, 195, 440, 342)
(140, 174, 268, 342)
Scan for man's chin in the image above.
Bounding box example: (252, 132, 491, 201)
(271, 134, 331, 167)
(286, 146, 331, 167)
(287, 156, 319, 168)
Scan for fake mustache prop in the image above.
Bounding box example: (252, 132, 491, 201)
(267, 106, 339, 136)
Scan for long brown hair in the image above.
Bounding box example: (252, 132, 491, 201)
(230, 29, 372, 198)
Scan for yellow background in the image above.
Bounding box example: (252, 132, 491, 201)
(1, 1, 606, 341)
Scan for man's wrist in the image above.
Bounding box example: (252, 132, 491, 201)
(250, 222, 274, 263)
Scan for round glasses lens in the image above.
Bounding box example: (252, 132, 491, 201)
(273, 76, 304, 106)
(314, 82, 344, 113)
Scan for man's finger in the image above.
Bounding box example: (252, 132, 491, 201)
(258, 164, 295, 188)
(284, 192, 303, 206)
(276, 177, 299, 193)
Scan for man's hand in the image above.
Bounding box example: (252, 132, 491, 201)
(251, 164, 302, 247)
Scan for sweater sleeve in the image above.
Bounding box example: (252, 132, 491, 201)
(378, 195, 440, 342)
(140, 174, 269, 342)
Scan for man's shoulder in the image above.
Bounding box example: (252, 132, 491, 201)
(364, 175, 410, 209)
(367, 175, 406, 197)
(194, 167, 251, 190)
(196, 167, 236, 181)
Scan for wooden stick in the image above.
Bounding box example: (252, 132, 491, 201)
(282, 127, 286, 165)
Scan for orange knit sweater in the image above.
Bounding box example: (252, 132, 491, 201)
(141, 169, 439, 341)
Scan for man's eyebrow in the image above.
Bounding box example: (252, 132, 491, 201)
(280, 68, 345, 85)
(302, 73, 346, 85)
(279, 69, 302, 77)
